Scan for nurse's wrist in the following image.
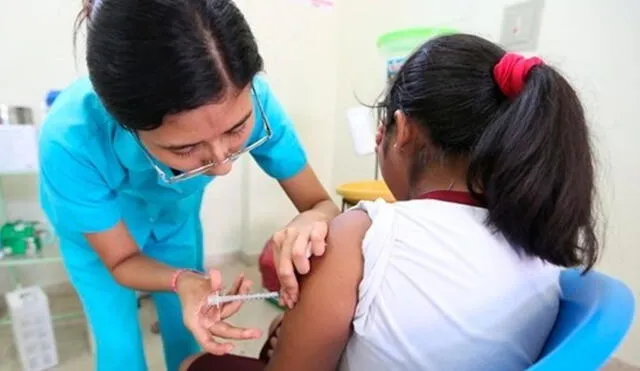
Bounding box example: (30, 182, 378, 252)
(173, 270, 207, 296)
(300, 200, 340, 222)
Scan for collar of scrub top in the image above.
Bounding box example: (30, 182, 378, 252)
(130, 84, 273, 185)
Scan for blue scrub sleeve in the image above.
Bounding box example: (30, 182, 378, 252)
(250, 80, 308, 180)
(40, 141, 121, 234)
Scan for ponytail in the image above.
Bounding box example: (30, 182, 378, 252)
(467, 56, 599, 271)
(377, 34, 599, 271)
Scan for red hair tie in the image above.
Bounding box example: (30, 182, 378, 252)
(493, 53, 544, 99)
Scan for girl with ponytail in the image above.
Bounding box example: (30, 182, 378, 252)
(183, 33, 600, 371)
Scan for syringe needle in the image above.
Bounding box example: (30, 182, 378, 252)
(207, 291, 280, 308)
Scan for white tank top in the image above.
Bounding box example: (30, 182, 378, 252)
(339, 193, 561, 371)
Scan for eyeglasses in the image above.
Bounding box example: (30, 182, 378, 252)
(134, 85, 272, 184)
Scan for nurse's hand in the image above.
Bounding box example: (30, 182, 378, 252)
(176, 269, 262, 355)
(269, 218, 329, 308)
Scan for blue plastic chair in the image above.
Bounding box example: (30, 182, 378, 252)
(528, 268, 636, 370)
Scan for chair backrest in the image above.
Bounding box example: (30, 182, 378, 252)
(528, 268, 636, 370)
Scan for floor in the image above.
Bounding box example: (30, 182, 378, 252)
(0, 261, 637, 371)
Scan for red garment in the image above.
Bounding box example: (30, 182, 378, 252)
(259, 240, 281, 292)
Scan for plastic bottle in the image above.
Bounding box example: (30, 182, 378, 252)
(42, 90, 61, 122)
(376, 27, 457, 80)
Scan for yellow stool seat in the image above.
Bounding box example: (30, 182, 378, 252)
(336, 180, 395, 210)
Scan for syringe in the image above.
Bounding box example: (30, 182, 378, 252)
(207, 291, 280, 308)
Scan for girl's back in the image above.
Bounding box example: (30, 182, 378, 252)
(341, 196, 560, 370)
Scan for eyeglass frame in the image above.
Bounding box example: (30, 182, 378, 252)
(132, 85, 273, 184)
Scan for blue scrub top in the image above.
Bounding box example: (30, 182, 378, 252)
(39, 75, 307, 266)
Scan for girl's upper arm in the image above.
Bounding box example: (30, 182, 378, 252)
(266, 210, 371, 371)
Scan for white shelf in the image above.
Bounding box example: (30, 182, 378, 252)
(0, 169, 38, 176)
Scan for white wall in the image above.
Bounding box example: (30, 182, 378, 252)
(332, 0, 640, 365)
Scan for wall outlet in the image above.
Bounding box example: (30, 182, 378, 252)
(499, 0, 545, 51)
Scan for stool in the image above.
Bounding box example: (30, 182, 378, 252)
(336, 180, 395, 211)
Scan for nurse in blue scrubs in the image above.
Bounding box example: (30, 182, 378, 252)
(38, 1, 339, 370)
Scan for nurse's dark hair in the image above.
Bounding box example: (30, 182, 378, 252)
(74, 0, 263, 131)
(378, 33, 600, 271)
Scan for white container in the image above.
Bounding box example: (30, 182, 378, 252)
(5, 286, 59, 371)
(346, 106, 376, 156)
(0, 125, 39, 174)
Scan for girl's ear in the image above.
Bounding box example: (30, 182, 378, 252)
(375, 125, 383, 147)
(393, 110, 409, 149)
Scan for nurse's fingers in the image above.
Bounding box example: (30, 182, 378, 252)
(291, 231, 310, 275)
(278, 228, 299, 308)
(271, 230, 286, 263)
(199, 337, 232, 355)
(207, 268, 224, 292)
(308, 221, 328, 257)
(196, 269, 228, 325)
(220, 277, 253, 319)
(198, 300, 221, 327)
(208, 321, 262, 341)
(225, 273, 244, 296)
(201, 339, 234, 356)
(192, 325, 234, 355)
